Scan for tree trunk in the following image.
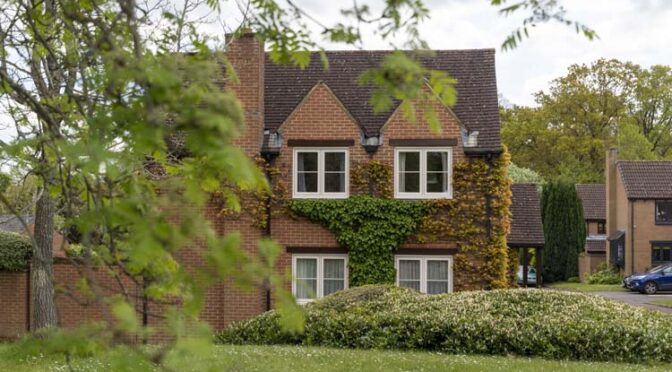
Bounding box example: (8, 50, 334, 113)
(31, 189, 58, 331)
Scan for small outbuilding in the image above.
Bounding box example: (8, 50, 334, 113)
(508, 183, 545, 287)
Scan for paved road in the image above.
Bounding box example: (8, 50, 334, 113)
(594, 291, 672, 314)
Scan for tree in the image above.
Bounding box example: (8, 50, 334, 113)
(502, 59, 672, 183)
(541, 180, 585, 282)
(508, 163, 544, 184)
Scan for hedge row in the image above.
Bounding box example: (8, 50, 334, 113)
(218, 285, 672, 363)
(0, 231, 32, 271)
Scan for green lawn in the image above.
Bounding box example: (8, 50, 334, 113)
(648, 299, 672, 308)
(0, 344, 669, 372)
(548, 282, 626, 292)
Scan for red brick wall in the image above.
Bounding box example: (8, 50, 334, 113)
(0, 271, 28, 339)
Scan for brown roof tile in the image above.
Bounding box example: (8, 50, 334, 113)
(575, 184, 606, 220)
(264, 50, 501, 151)
(617, 161, 672, 199)
(585, 239, 606, 253)
(508, 184, 545, 247)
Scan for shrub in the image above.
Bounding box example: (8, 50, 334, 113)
(587, 263, 622, 284)
(0, 231, 32, 271)
(566, 276, 580, 283)
(218, 285, 672, 363)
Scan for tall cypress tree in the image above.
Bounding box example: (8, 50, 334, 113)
(541, 180, 586, 282)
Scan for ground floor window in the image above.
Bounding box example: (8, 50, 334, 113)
(292, 254, 348, 303)
(395, 255, 453, 294)
(652, 242, 672, 266)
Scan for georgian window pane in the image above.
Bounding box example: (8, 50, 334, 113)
(323, 259, 345, 296)
(427, 260, 448, 280)
(298, 173, 318, 192)
(296, 258, 317, 299)
(324, 173, 345, 193)
(426, 172, 447, 193)
(398, 260, 421, 291)
(298, 152, 318, 172)
(400, 152, 420, 171)
(427, 152, 448, 172)
(325, 152, 345, 172)
(400, 172, 420, 193)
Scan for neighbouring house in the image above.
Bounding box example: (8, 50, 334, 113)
(508, 183, 545, 286)
(1, 33, 523, 339)
(606, 149, 672, 275)
(576, 184, 607, 281)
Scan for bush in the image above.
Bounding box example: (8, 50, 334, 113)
(567, 276, 580, 283)
(587, 263, 622, 284)
(0, 231, 32, 271)
(218, 285, 672, 363)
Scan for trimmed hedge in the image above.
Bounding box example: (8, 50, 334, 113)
(218, 285, 672, 363)
(0, 231, 32, 271)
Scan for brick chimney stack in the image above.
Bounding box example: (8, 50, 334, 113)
(226, 32, 265, 157)
(606, 148, 618, 239)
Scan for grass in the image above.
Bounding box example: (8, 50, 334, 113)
(548, 281, 626, 292)
(0, 344, 670, 372)
(648, 298, 672, 308)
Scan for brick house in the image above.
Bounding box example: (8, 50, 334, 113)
(1, 33, 512, 338)
(575, 184, 607, 280)
(606, 149, 672, 275)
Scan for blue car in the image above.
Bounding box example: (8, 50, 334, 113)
(623, 263, 672, 294)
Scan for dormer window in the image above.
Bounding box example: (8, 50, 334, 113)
(394, 148, 452, 199)
(293, 148, 349, 198)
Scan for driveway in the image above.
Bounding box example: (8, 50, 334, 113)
(594, 291, 672, 314)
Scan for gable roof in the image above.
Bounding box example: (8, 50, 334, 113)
(264, 50, 501, 151)
(617, 161, 672, 199)
(576, 184, 606, 220)
(508, 184, 545, 247)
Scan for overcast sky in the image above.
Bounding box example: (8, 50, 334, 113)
(284, 0, 672, 107)
(1, 0, 671, 142)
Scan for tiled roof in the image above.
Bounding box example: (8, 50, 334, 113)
(585, 239, 606, 253)
(617, 161, 672, 199)
(264, 50, 501, 151)
(575, 184, 606, 220)
(0, 214, 34, 233)
(508, 184, 545, 247)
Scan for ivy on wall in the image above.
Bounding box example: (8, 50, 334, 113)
(416, 149, 513, 289)
(288, 196, 427, 285)
(220, 149, 513, 290)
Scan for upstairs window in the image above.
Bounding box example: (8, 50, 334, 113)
(293, 148, 348, 198)
(394, 148, 452, 199)
(656, 200, 672, 225)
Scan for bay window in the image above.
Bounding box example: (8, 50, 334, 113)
(293, 148, 348, 198)
(394, 148, 452, 199)
(292, 254, 348, 303)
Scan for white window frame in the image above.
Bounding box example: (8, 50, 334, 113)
(292, 148, 349, 199)
(394, 255, 453, 294)
(292, 254, 349, 304)
(393, 147, 453, 199)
